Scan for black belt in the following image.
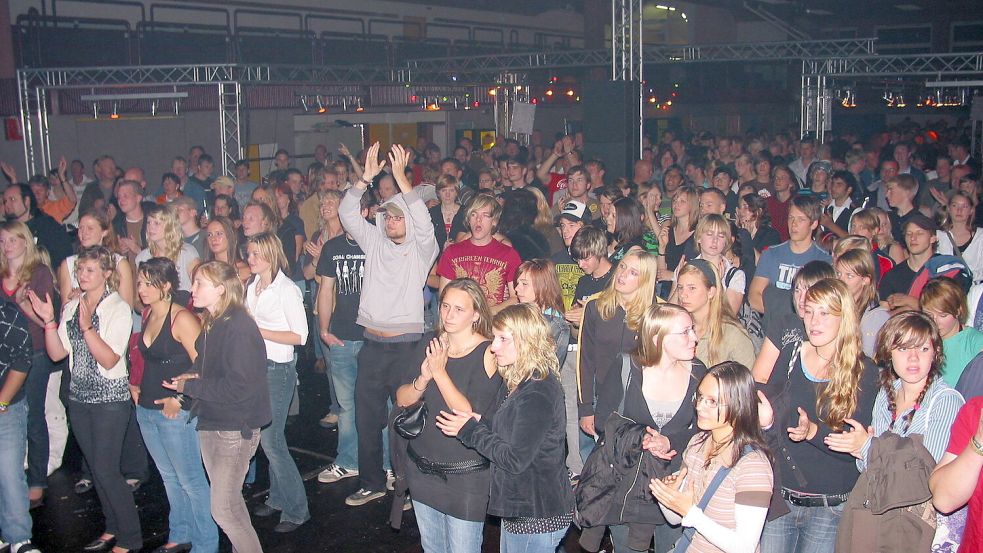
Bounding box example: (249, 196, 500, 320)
(407, 445, 489, 481)
(781, 488, 849, 507)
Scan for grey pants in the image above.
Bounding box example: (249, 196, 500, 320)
(199, 429, 262, 553)
(560, 349, 584, 475)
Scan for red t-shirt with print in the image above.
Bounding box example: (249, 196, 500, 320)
(436, 239, 521, 306)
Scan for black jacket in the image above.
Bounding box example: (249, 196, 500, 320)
(27, 212, 71, 269)
(457, 374, 573, 519)
(183, 305, 271, 436)
(577, 413, 663, 552)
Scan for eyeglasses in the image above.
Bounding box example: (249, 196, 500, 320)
(384, 214, 405, 222)
(693, 394, 727, 409)
(669, 326, 697, 338)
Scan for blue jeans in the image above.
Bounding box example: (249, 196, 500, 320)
(412, 500, 483, 553)
(260, 358, 310, 524)
(328, 339, 361, 470)
(760, 500, 845, 553)
(500, 527, 567, 553)
(0, 401, 32, 544)
(25, 350, 54, 490)
(136, 406, 218, 552)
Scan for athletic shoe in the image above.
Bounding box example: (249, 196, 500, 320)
(385, 469, 395, 491)
(344, 488, 385, 506)
(13, 542, 41, 553)
(317, 464, 358, 484)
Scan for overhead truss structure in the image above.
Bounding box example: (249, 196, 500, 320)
(801, 52, 983, 141)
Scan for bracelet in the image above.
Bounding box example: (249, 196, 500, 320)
(412, 377, 426, 392)
(43, 321, 57, 330)
(359, 177, 373, 187)
(972, 436, 983, 457)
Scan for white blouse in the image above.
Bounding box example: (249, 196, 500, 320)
(245, 270, 308, 363)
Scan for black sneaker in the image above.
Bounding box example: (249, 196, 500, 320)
(344, 488, 385, 506)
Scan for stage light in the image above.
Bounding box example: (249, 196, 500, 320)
(545, 89, 554, 97)
(355, 98, 364, 113)
(488, 88, 497, 96)
(110, 102, 119, 119)
(316, 95, 327, 114)
(565, 89, 575, 97)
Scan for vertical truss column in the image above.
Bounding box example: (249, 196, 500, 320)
(17, 73, 39, 176)
(612, 0, 643, 158)
(218, 82, 243, 176)
(800, 65, 831, 143)
(493, 72, 531, 145)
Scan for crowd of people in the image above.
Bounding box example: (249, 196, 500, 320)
(0, 120, 982, 553)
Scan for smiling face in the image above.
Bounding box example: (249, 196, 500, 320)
(76, 215, 107, 248)
(557, 218, 584, 247)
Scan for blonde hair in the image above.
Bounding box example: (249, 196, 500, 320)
(245, 232, 289, 282)
(803, 278, 865, 430)
(677, 262, 746, 365)
(596, 251, 659, 331)
(0, 220, 52, 284)
(147, 205, 184, 263)
(75, 245, 120, 292)
(525, 186, 555, 233)
(835, 249, 877, 316)
(194, 261, 244, 330)
(464, 193, 502, 233)
(633, 303, 691, 366)
(832, 235, 872, 260)
(493, 303, 558, 391)
(694, 214, 733, 255)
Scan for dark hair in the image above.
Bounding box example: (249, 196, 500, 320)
(873, 310, 944, 433)
(791, 194, 822, 223)
(693, 361, 772, 468)
(137, 257, 180, 302)
(498, 188, 539, 235)
(440, 157, 463, 173)
(212, 193, 241, 221)
(285, 168, 303, 179)
(740, 192, 770, 226)
(161, 172, 180, 186)
(701, 187, 727, 203)
(197, 154, 214, 166)
(8, 184, 39, 217)
(570, 226, 608, 260)
(611, 197, 645, 246)
(830, 170, 857, 193)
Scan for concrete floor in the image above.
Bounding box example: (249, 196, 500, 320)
(30, 358, 587, 552)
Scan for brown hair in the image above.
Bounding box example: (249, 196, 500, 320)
(516, 259, 564, 314)
(873, 310, 944, 433)
(920, 277, 968, 324)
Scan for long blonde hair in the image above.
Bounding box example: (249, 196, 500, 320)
(677, 261, 746, 365)
(146, 204, 184, 263)
(0, 220, 51, 284)
(525, 186, 555, 235)
(835, 248, 877, 317)
(493, 303, 558, 392)
(633, 303, 691, 366)
(194, 261, 244, 330)
(804, 278, 865, 430)
(596, 251, 659, 331)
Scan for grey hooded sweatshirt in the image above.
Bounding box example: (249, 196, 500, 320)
(339, 186, 438, 335)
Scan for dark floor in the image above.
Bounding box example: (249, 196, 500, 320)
(31, 355, 589, 553)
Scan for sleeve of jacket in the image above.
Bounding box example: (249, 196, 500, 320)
(182, 316, 267, 404)
(577, 300, 600, 417)
(338, 187, 379, 253)
(403, 190, 439, 267)
(457, 387, 554, 475)
(594, 354, 626, 434)
(806, 358, 880, 451)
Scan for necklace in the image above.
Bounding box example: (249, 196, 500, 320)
(814, 344, 831, 363)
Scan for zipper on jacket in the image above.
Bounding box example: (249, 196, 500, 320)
(621, 451, 645, 521)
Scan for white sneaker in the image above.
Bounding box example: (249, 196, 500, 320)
(317, 463, 358, 484)
(13, 542, 41, 553)
(385, 469, 395, 491)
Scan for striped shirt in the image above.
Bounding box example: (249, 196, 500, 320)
(680, 435, 774, 553)
(858, 378, 965, 471)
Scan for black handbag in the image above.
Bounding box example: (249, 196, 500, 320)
(392, 401, 428, 439)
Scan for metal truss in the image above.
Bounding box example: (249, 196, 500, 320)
(612, 0, 643, 81)
(218, 82, 243, 176)
(805, 52, 983, 78)
(400, 39, 877, 81)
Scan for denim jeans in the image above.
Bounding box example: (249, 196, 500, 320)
(199, 430, 262, 553)
(760, 499, 845, 553)
(69, 400, 143, 550)
(260, 358, 310, 524)
(25, 350, 53, 489)
(328, 339, 361, 470)
(412, 500, 483, 553)
(0, 401, 32, 544)
(136, 406, 218, 552)
(609, 522, 683, 553)
(559, 351, 583, 475)
(500, 527, 567, 553)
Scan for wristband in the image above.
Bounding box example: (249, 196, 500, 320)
(43, 322, 57, 330)
(972, 436, 983, 457)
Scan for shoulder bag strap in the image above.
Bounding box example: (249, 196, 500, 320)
(675, 446, 754, 552)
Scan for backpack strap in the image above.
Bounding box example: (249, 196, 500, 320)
(617, 353, 632, 416)
(723, 266, 739, 289)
